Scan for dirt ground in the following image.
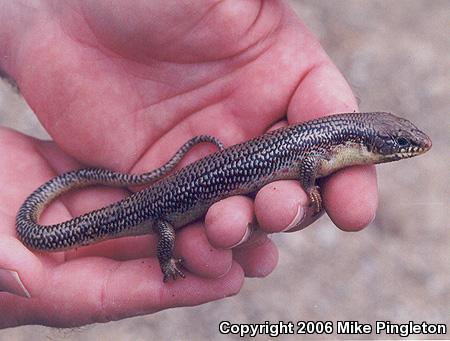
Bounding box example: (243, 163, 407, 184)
(1, 0, 448, 340)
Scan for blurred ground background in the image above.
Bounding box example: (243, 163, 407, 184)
(1, 0, 449, 340)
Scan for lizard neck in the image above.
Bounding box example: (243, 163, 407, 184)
(316, 141, 381, 178)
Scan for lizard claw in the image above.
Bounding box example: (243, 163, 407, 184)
(307, 186, 322, 216)
(162, 258, 185, 282)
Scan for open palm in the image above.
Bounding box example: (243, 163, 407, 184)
(0, 0, 377, 328)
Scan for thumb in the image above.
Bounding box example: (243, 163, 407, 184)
(0, 236, 45, 298)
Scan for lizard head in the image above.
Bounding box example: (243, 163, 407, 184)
(367, 112, 432, 162)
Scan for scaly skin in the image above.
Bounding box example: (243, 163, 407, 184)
(16, 112, 432, 281)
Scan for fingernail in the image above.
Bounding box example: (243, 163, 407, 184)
(282, 205, 306, 232)
(230, 221, 255, 248)
(0, 268, 31, 298)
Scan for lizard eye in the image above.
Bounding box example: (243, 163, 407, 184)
(397, 137, 410, 147)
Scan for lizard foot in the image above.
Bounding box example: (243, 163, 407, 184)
(161, 258, 185, 282)
(307, 185, 322, 216)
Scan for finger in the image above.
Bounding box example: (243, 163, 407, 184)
(203, 195, 280, 278)
(255, 180, 319, 233)
(287, 58, 378, 231)
(267, 119, 288, 132)
(0, 257, 244, 328)
(177, 223, 233, 279)
(233, 231, 278, 278)
(322, 165, 377, 230)
(205, 196, 254, 249)
(0, 237, 44, 298)
(207, 212, 280, 278)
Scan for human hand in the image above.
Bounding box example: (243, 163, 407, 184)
(0, 0, 377, 328)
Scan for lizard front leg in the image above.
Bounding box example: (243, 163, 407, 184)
(153, 220, 185, 282)
(298, 156, 323, 215)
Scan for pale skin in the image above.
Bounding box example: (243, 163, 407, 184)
(0, 0, 377, 328)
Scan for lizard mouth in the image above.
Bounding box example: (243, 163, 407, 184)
(395, 144, 431, 158)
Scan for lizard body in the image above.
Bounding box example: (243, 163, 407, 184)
(16, 112, 432, 281)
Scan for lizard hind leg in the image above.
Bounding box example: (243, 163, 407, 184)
(153, 220, 185, 282)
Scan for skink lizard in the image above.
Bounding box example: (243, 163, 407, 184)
(16, 112, 432, 281)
